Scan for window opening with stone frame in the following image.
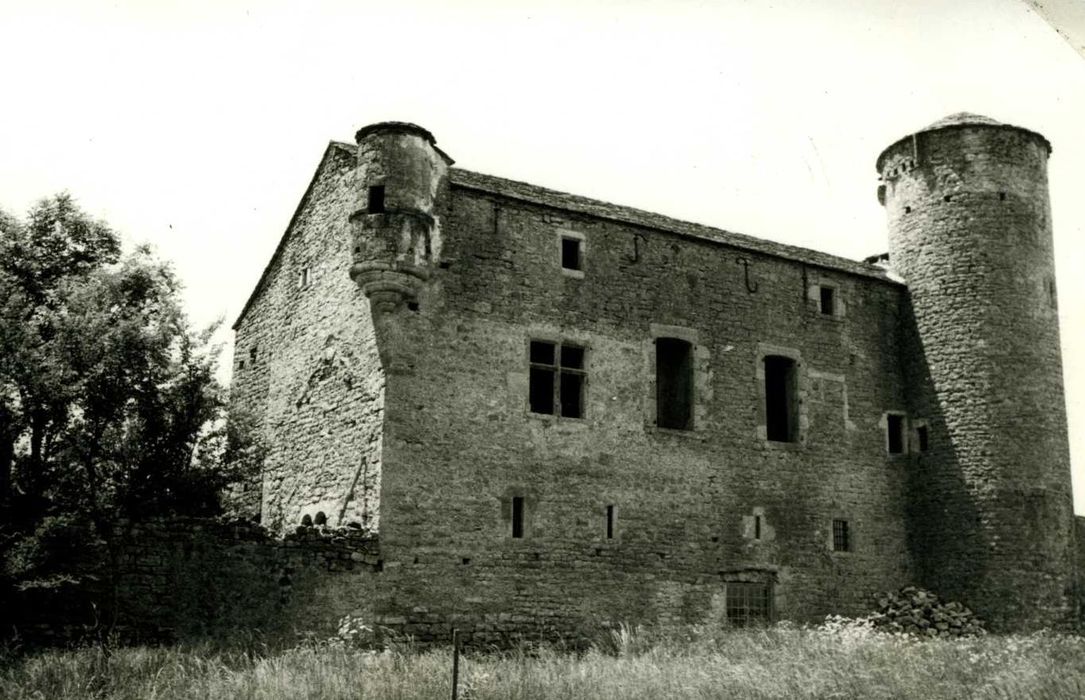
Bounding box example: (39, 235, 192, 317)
(916, 423, 929, 453)
(367, 185, 386, 214)
(561, 235, 582, 272)
(656, 337, 694, 430)
(886, 413, 905, 454)
(764, 355, 798, 442)
(726, 582, 772, 627)
(299, 266, 311, 289)
(819, 286, 835, 315)
(511, 496, 525, 538)
(606, 505, 616, 540)
(832, 519, 850, 552)
(529, 341, 586, 418)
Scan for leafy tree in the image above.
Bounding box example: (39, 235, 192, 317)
(0, 194, 259, 640)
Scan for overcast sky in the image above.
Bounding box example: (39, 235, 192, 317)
(2, 0, 1084, 511)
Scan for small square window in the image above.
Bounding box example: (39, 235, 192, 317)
(819, 286, 835, 315)
(832, 519, 850, 552)
(561, 236, 582, 271)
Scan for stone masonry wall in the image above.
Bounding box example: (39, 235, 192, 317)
(881, 124, 1076, 630)
(8, 518, 383, 646)
(369, 178, 917, 635)
(232, 143, 384, 533)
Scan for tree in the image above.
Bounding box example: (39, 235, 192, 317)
(0, 194, 258, 640)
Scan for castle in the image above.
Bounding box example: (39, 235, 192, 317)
(231, 114, 1080, 634)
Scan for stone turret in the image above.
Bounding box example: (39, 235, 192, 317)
(349, 122, 452, 312)
(878, 113, 1075, 629)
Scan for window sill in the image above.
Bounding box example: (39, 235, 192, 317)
(527, 411, 588, 425)
(761, 439, 805, 450)
(561, 268, 585, 279)
(645, 424, 705, 440)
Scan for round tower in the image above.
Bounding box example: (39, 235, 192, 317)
(877, 113, 1075, 629)
(349, 122, 452, 312)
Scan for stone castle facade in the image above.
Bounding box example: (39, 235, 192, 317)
(230, 114, 1079, 634)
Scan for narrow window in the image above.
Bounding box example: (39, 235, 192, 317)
(726, 582, 772, 627)
(511, 496, 525, 538)
(887, 414, 904, 454)
(367, 185, 386, 214)
(561, 236, 582, 271)
(832, 519, 850, 552)
(249, 346, 258, 365)
(528, 341, 586, 418)
(754, 515, 762, 540)
(605, 505, 615, 540)
(656, 338, 694, 430)
(238, 359, 246, 370)
(299, 266, 311, 289)
(819, 286, 835, 315)
(764, 356, 798, 442)
(916, 424, 929, 453)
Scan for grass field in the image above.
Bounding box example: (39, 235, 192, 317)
(3, 624, 1084, 699)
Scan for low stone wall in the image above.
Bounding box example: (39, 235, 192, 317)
(9, 518, 382, 647)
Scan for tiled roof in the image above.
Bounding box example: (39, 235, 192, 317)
(449, 168, 894, 282)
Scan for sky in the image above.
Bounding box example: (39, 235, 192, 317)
(2, 0, 1084, 510)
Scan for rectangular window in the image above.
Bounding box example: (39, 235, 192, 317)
(726, 582, 772, 627)
(754, 515, 762, 540)
(299, 266, 311, 289)
(561, 236, 582, 271)
(764, 356, 798, 442)
(511, 496, 525, 538)
(528, 340, 585, 418)
(367, 185, 386, 214)
(656, 337, 694, 430)
(819, 286, 835, 315)
(916, 424, 929, 453)
(249, 346, 257, 365)
(606, 505, 615, 539)
(832, 519, 850, 552)
(887, 414, 905, 454)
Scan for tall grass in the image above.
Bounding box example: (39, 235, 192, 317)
(3, 625, 1083, 699)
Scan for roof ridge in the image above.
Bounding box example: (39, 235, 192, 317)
(449, 167, 893, 283)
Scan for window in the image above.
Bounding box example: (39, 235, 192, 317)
(511, 496, 525, 538)
(726, 582, 772, 627)
(299, 266, 311, 289)
(561, 236, 582, 271)
(367, 185, 386, 214)
(764, 356, 798, 442)
(819, 286, 835, 315)
(916, 424, 929, 453)
(605, 505, 616, 540)
(832, 519, 850, 552)
(528, 341, 585, 418)
(249, 345, 258, 366)
(656, 337, 694, 430)
(886, 413, 905, 454)
(754, 515, 762, 540)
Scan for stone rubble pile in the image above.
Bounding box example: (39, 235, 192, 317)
(869, 586, 986, 637)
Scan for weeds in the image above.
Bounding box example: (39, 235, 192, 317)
(1, 624, 1083, 699)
